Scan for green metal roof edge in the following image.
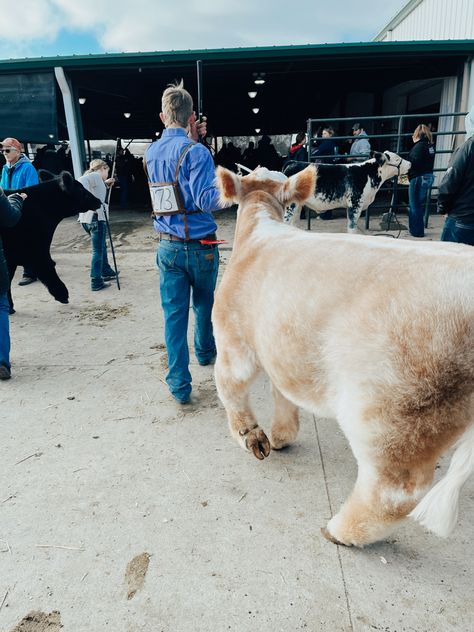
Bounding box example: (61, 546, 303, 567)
(0, 39, 473, 72)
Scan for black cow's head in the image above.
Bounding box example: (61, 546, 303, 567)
(24, 170, 102, 220)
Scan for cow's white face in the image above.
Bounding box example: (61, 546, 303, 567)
(378, 151, 411, 182)
(248, 167, 288, 183)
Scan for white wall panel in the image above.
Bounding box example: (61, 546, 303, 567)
(378, 0, 474, 40)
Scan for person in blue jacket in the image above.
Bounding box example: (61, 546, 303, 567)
(0, 137, 39, 286)
(0, 187, 26, 379)
(144, 81, 223, 405)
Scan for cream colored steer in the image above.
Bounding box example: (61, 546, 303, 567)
(213, 165, 474, 547)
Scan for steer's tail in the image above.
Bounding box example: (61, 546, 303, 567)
(409, 424, 474, 537)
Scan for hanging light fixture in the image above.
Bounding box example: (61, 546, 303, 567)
(78, 97, 86, 105)
(255, 128, 261, 134)
(253, 72, 266, 85)
(252, 108, 259, 114)
(123, 112, 131, 119)
(248, 91, 257, 98)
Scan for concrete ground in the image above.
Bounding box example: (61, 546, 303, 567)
(1, 205, 472, 632)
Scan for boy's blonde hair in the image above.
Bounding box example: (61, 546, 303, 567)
(161, 80, 193, 128)
(84, 159, 109, 175)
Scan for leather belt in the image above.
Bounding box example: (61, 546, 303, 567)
(158, 232, 216, 243)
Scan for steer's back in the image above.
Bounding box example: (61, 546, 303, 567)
(214, 228, 474, 414)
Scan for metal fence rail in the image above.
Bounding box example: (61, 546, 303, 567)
(305, 111, 467, 230)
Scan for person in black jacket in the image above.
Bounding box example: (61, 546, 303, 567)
(311, 126, 338, 164)
(438, 108, 474, 246)
(0, 188, 26, 379)
(407, 124, 435, 237)
(284, 132, 307, 165)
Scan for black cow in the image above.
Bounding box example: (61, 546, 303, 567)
(283, 151, 411, 232)
(1, 171, 101, 310)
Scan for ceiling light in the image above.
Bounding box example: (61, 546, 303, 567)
(255, 128, 261, 134)
(123, 112, 131, 118)
(248, 91, 257, 98)
(254, 78, 265, 85)
(78, 97, 86, 105)
(48, 134, 54, 139)
(155, 131, 160, 137)
(252, 108, 259, 114)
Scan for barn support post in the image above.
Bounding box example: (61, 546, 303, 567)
(54, 66, 86, 178)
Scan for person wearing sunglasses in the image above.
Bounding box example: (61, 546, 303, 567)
(0, 138, 39, 288)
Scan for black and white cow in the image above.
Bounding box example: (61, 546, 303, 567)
(283, 151, 410, 232)
(1, 171, 101, 309)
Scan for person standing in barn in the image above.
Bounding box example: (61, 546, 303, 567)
(0, 187, 27, 380)
(144, 80, 223, 406)
(438, 107, 474, 246)
(0, 138, 39, 287)
(78, 159, 118, 291)
(407, 124, 435, 238)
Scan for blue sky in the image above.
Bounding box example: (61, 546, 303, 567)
(0, 0, 408, 60)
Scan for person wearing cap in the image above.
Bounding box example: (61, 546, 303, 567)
(438, 106, 474, 246)
(0, 138, 39, 286)
(349, 123, 371, 161)
(0, 187, 27, 380)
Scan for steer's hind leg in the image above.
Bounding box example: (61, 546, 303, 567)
(270, 382, 299, 449)
(322, 462, 431, 547)
(322, 415, 440, 546)
(214, 345, 270, 460)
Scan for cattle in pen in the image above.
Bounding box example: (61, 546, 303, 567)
(283, 150, 410, 232)
(212, 165, 474, 547)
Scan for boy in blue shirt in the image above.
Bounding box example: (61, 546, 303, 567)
(144, 81, 223, 405)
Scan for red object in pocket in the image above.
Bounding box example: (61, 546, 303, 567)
(199, 239, 228, 245)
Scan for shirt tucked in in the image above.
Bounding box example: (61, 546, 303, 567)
(145, 128, 221, 240)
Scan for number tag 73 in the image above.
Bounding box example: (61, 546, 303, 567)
(150, 184, 180, 214)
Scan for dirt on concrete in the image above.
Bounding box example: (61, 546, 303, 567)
(9, 611, 62, 632)
(125, 552, 151, 600)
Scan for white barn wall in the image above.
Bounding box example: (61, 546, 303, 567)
(378, 0, 474, 41)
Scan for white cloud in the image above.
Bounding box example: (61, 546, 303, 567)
(0, 0, 407, 58)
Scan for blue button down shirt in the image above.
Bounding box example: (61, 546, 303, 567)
(145, 128, 221, 239)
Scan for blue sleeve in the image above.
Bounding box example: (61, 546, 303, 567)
(359, 138, 371, 156)
(186, 145, 221, 212)
(23, 163, 39, 186)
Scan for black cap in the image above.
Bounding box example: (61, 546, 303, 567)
(352, 123, 361, 131)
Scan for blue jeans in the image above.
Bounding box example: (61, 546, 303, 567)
(0, 292, 11, 370)
(83, 220, 115, 289)
(157, 240, 219, 402)
(440, 215, 474, 246)
(408, 174, 434, 237)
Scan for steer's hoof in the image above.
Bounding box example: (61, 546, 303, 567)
(243, 427, 271, 460)
(321, 527, 351, 547)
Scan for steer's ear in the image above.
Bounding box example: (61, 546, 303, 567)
(216, 166, 241, 205)
(371, 151, 385, 165)
(38, 169, 56, 182)
(59, 171, 74, 192)
(280, 164, 316, 206)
